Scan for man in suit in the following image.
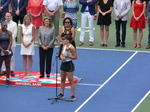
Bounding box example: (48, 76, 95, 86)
(0, 0, 10, 19)
(0, 12, 17, 76)
(114, 0, 131, 47)
(11, 0, 28, 25)
(78, 0, 96, 46)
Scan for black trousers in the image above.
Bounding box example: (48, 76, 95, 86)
(13, 15, 24, 25)
(39, 47, 53, 75)
(115, 19, 127, 45)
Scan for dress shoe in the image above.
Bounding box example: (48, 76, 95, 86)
(146, 45, 150, 49)
(0, 71, 6, 75)
(46, 74, 50, 78)
(89, 42, 94, 46)
(11, 71, 15, 76)
(115, 44, 120, 47)
(100, 44, 104, 47)
(136, 44, 141, 48)
(122, 44, 125, 48)
(104, 44, 107, 47)
(40, 74, 44, 78)
(78, 42, 83, 46)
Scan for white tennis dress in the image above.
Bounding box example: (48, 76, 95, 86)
(20, 24, 34, 55)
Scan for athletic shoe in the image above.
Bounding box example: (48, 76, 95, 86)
(89, 42, 94, 46)
(70, 95, 76, 101)
(56, 93, 64, 99)
(5, 79, 9, 86)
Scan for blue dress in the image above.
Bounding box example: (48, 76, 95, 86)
(0, 30, 13, 59)
(64, 0, 79, 28)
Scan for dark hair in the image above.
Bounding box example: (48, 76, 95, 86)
(0, 18, 6, 24)
(134, 0, 145, 3)
(62, 34, 72, 42)
(63, 17, 73, 26)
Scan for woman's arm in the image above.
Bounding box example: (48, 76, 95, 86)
(104, 6, 113, 15)
(132, 1, 136, 19)
(31, 26, 35, 43)
(20, 26, 25, 46)
(7, 31, 12, 51)
(97, 5, 102, 14)
(59, 27, 64, 42)
(60, 46, 65, 61)
(71, 27, 76, 42)
(138, 1, 146, 19)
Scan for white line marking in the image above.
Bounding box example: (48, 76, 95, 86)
(131, 90, 150, 112)
(75, 51, 138, 112)
(16, 45, 150, 53)
(77, 83, 101, 86)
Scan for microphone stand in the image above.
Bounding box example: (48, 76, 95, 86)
(48, 47, 70, 104)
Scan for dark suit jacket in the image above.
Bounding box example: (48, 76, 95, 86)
(79, 0, 96, 15)
(148, 1, 150, 23)
(11, 0, 28, 17)
(0, 0, 10, 19)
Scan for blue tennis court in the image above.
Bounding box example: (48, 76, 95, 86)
(0, 45, 150, 112)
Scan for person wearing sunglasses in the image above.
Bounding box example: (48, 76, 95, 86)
(58, 17, 76, 59)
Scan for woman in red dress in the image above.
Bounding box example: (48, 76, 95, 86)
(27, 0, 44, 43)
(130, 0, 146, 48)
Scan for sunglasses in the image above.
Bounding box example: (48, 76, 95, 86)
(64, 22, 70, 23)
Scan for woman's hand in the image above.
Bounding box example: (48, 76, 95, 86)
(3, 50, 9, 55)
(102, 12, 106, 16)
(23, 43, 31, 48)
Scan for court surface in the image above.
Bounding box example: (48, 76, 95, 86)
(0, 45, 150, 112)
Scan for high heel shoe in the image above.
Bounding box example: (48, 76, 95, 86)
(136, 44, 141, 48)
(133, 44, 137, 48)
(46, 74, 50, 78)
(40, 74, 44, 78)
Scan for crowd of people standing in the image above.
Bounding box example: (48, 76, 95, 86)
(0, 0, 150, 101)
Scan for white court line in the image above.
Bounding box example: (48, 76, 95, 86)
(77, 83, 101, 86)
(16, 44, 150, 53)
(131, 90, 150, 112)
(75, 51, 138, 112)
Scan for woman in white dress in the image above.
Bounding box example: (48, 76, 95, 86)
(20, 14, 35, 75)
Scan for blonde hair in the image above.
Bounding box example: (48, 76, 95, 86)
(43, 17, 53, 28)
(23, 14, 32, 25)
